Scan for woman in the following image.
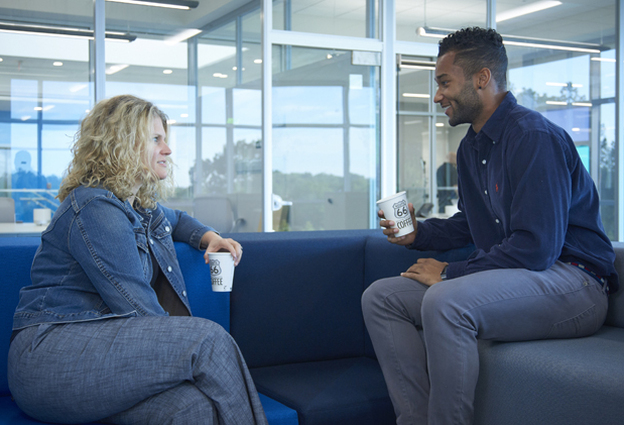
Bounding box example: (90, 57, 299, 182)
(7, 95, 267, 425)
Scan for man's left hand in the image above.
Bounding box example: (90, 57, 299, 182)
(401, 258, 449, 286)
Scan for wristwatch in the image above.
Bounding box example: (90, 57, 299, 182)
(440, 265, 448, 281)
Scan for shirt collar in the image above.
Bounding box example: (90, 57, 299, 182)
(465, 91, 516, 146)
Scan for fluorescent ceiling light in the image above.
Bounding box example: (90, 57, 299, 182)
(591, 57, 616, 63)
(0, 22, 136, 42)
(164, 28, 201, 45)
(402, 93, 430, 98)
(497, 1, 562, 23)
(400, 59, 436, 70)
(106, 0, 198, 10)
(418, 27, 603, 54)
(546, 101, 568, 105)
(572, 102, 592, 107)
(106, 64, 129, 75)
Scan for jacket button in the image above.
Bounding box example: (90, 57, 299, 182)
(165, 226, 170, 232)
(149, 239, 154, 245)
(182, 290, 187, 297)
(167, 266, 172, 272)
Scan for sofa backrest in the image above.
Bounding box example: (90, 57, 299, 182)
(0, 237, 227, 397)
(229, 230, 372, 368)
(0, 237, 40, 396)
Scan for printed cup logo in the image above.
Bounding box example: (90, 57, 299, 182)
(210, 259, 222, 277)
(393, 199, 409, 219)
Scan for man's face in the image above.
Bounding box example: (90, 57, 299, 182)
(433, 52, 482, 127)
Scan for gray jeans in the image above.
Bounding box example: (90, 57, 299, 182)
(8, 316, 268, 425)
(361, 261, 608, 425)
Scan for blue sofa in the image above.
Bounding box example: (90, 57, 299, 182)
(2, 230, 624, 424)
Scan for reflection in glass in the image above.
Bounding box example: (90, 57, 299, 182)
(273, 46, 380, 231)
(273, 0, 379, 39)
(0, 13, 91, 222)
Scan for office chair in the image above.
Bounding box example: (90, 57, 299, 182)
(193, 196, 245, 233)
(0, 198, 15, 223)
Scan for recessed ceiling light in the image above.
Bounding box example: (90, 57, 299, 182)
(34, 106, 43, 111)
(180, 113, 189, 118)
(254, 59, 262, 64)
(53, 61, 63, 66)
(163, 69, 173, 74)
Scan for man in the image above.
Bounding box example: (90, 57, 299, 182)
(362, 27, 618, 425)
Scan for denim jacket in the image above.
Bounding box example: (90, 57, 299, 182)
(13, 186, 216, 330)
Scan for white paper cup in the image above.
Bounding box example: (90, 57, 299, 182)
(33, 208, 52, 226)
(376, 191, 415, 237)
(208, 252, 235, 292)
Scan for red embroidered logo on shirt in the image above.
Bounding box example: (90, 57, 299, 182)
(495, 183, 499, 192)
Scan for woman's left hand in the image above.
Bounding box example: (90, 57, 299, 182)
(201, 231, 243, 266)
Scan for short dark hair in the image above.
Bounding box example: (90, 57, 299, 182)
(438, 27, 508, 90)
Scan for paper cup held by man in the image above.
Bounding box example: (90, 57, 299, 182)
(376, 191, 415, 237)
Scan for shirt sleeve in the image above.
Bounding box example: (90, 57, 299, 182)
(69, 196, 167, 317)
(160, 205, 217, 250)
(447, 129, 573, 279)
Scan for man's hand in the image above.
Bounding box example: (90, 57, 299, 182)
(379, 202, 417, 246)
(401, 258, 448, 286)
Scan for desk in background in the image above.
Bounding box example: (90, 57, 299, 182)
(0, 222, 45, 237)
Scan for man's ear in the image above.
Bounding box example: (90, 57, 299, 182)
(476, 68, 492, 90)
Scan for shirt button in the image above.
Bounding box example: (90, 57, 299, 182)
(484, 190, 488, 195)
(495, 219, 500, 224)
(167, 266, 173, 272)
(165, 226, 170, 232)
(182, 290, 187, 297)
(492, 141, 496, 144)
(482, 159, 487, 165)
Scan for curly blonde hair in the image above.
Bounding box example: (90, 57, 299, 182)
(58, 95, 172, 209)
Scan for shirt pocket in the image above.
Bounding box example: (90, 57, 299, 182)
(134, 229, 150, 278)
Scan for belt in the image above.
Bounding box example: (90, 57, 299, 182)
(566, 262, 609, 291)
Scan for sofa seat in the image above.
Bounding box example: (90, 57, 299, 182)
(474, 325, 624, 425)
(250, 357, 395, 425)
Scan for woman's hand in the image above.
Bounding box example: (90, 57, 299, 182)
(200, 231, 243, 266)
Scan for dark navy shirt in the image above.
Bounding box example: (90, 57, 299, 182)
(412, 92, 619, 293)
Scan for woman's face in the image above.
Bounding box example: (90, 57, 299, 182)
(146, 117, 171, 180)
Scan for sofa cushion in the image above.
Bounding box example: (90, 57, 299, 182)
(251, 357, 395, 425)
(230, 230, 371, 368)
(474, 326, 624, 425)
(606, 241, 624, 327)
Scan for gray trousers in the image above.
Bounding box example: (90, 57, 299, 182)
(361, 261, 608, 425)
(8, 316, 268, 425)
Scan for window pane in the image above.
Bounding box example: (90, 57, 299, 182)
(502, 0, 617, 239)
(273, 46, 380, 231)
(397, 0, 486, 43)
(0, 2, 92, 222)
(273, 0, 379, 38)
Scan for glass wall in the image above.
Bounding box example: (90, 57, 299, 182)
(273, 0, 379, 38)
(0, 1, 93, 223)
(272, 46, 380, 231)
(395, 0, 618, 239)
(0, 0, 621, 239)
